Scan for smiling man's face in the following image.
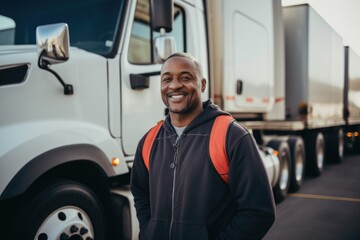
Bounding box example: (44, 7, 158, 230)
(160, 56, 206, 124)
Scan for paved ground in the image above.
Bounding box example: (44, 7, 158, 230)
(263, 152, 360, 240)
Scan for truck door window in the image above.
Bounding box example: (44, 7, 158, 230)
(0, 15, 15, 45)
(1, 0, 125, 57)
(128, 0, 185, 64)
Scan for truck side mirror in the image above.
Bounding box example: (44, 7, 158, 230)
(154, 34, 177, 64)
(36, 23, 70, 65)
(150, 0, 174, 32)
(36, 23, 73, 95)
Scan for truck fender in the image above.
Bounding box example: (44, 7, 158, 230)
(0, 121, 129, 199)
(1, 144, 115, 200)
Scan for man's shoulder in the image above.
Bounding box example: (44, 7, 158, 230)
(227, 120, 251, 140)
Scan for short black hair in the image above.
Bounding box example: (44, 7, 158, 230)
(162, 52, 203, 79)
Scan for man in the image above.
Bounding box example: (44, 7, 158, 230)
(131, 52, 275, 239)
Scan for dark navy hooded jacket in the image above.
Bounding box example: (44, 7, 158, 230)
(131, 100, 275, 240)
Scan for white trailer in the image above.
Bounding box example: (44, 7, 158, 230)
(230, 3, 348, 189)
(277, 4, 346, 171)
(206, 1, 348, 200)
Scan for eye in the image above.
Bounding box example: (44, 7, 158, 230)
(181, 75, 192, 81)
(161, 77, 172, 82)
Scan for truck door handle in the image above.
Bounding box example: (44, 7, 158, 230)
(237, 79, 243, 95)
(130, 74, 149, 89)
(130, 71, 161, 90)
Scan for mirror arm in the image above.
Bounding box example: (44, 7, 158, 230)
(38, 50, 74, 95)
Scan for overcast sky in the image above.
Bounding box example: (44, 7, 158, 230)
(282, 0, 360, 56)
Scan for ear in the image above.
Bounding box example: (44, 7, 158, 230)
(201, 78, 206, 92)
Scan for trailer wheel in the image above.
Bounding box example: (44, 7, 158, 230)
(345, 126, 360, 153)
(13, 180, 107, 240)
(326, 128, 344, 163)
(355, 126, 360, 153)
(267, 140, 291, 203)
(306, 132, 325, 177)
(287, 137, 305, 192)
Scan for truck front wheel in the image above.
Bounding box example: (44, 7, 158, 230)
(13, 180, 107, 240)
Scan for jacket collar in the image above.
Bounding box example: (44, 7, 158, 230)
(163, 99, 230, 134)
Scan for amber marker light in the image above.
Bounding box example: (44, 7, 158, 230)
(273, 150, 279, 156)
(354, 132, 359, 137)
(112, 157, 120, 166)
(347, 132, 352, 138)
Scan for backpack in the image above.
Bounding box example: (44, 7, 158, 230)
(142, 115, 234, 183)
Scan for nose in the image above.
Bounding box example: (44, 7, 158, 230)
(168, 77, 183, 90)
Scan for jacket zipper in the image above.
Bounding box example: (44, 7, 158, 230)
(169, 136, 180, 240)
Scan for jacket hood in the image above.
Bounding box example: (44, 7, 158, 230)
(163, 99, 230, 133)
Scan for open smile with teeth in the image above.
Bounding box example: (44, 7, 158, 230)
(169, 93, 187, 101)
(171, 95, 184, 99)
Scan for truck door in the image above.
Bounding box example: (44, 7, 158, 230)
(223, 0, 274, 113)
(119, 0, 186, 156)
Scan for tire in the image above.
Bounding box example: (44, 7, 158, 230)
(111, 193, 132, 240)
(287, 137, 305, 192)
(306, 132, 325, 177)
(326, 128, 344, 164)
(352, 126, 360, 153)
(267, 139, 291, 203)
(355, 128, 360, 153)
(13, 180, 108, 240)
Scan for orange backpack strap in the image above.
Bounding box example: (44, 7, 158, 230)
(142, 120, 164, 171)
(209, 115, 234, 183)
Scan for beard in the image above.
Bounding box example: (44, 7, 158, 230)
(166, 101, 190, 114)
(162, 91, 202, 116)
(168, 105, 188, 114)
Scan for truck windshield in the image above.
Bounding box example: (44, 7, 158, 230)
(0, 0, 125, 56)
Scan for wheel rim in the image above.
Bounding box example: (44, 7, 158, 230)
(279, 151, 290, 191)
(35, 206, 94, 240)
(338, 129, 344, 158)
(316, 133, 325, 170)
(295, 149, 304, 182)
